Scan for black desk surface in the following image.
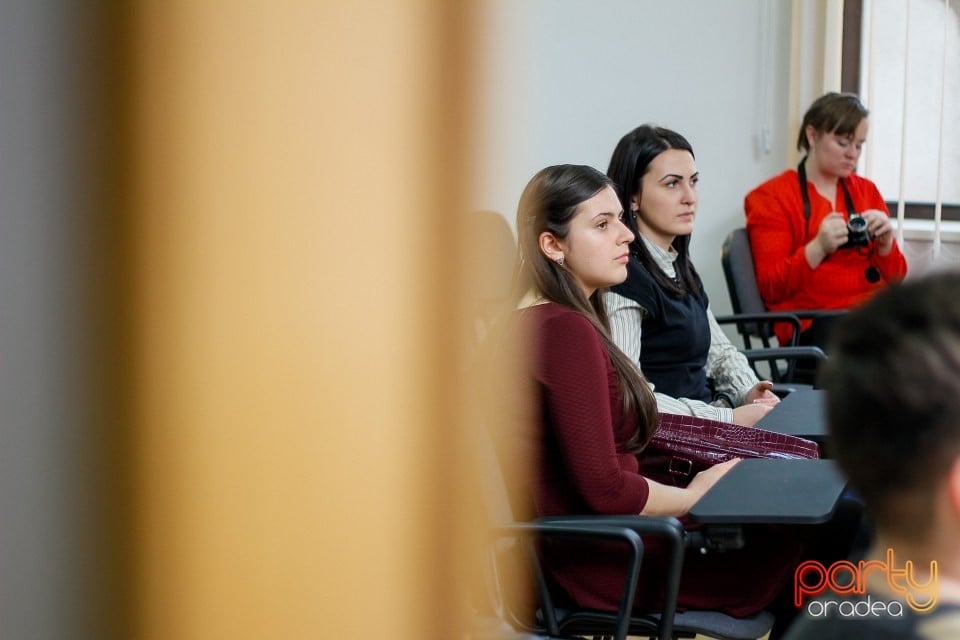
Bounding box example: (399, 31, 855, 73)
(687, 458, 847, 524)
(756, 389, 828, 442)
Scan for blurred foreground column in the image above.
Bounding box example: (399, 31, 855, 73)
(128, 2, 480, 638)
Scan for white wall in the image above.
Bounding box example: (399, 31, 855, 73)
(471, 0, 795, 320)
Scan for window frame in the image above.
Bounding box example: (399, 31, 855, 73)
(841, 0, 960, 221)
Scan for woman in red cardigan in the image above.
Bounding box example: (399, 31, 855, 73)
(744, 93, 907, 350)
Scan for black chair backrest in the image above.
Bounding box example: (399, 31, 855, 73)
(721, 228, 764, 314)
(721, 228, 774, 341)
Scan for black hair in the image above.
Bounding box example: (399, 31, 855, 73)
(606, 124, 702, 300)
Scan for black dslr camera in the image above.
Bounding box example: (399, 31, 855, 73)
(839, 213, 870, 249)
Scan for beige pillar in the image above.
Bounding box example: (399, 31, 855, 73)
(124, 3, 482, 638)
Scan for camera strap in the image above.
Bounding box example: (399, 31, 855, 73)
(797, 156, 857, 224)
(797, 157, 879, 283)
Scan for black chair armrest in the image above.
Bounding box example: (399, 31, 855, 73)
(714, 312, 804, 327)
(787, 309, 848, 321)
(714, 310, 846, 324)
(714, 311, 803, 324)
(714, 312, 804, 347)
(536, 515, 684, 640)
(742, 346, 828, 388)
(715, 310, 847, 347)
(491, 520, 646, 640)
(742, 346, 827, 363)
(537, 514, 684, 540)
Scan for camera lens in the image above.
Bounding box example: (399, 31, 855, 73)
(848, 216, 867, 233)
(839, 214, 870, 249)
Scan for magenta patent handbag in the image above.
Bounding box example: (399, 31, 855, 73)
(641, 412, 821, 487)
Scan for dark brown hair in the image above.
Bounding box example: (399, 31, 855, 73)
(797, 92, 869, 152)
(513, 164, 659, 452)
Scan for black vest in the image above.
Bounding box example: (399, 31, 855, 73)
(611, 257, 711, 402)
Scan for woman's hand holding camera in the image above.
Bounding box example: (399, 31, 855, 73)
(806, 212, 849, 267)
(862, 209, 895, 255)
(806, 210, 895, 267)
(817, 213, 852, 254)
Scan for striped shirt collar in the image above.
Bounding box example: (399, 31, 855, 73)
(639, 233, 678, 278)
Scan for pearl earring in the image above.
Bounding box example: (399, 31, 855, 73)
(556, 256, 565, 266)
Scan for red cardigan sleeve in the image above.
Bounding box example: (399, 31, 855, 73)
(744, 171, 814, 306)
(535, 310, 649, 514)
(853, 177, 908, 281)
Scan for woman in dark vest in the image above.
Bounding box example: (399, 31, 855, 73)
(605, 125, 778, 426)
